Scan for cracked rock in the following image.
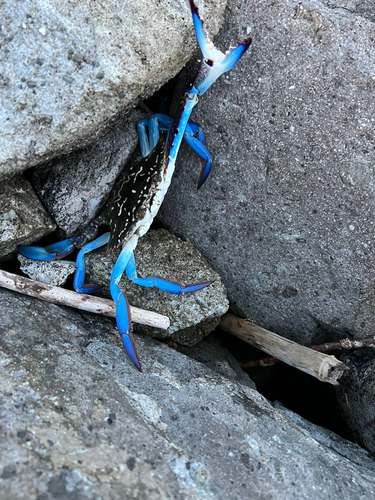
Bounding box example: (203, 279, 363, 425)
(18, 254, 75, 287)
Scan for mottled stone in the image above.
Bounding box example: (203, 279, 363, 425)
(18, 254, 75, 286)
(0, 287, 375, 499)
(321, 0, 375, 22)
(0, 0, 226, 177)
(0, 177, 55, 260)
(274, 401, 375, 471)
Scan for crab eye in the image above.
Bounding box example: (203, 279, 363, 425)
(205, 59, 213, 67)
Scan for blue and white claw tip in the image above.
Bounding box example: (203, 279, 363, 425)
(189, 0, 252, 96)
(189, 0, 252, 58)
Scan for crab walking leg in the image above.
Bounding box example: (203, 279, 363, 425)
(137, 115, 172, 158)
(18, 214, 107, 262)
(153, 114, 173, 129)
(185, 122, 205, 144)
(184, 123, 212, 189)
(125, 253, 213, 294)
(74, 232, 111, 293)
(137, 116, 160, 157)
(109, 234, 142, 371)
(139, 116, 212, 187)
(19, 238, 77, 261)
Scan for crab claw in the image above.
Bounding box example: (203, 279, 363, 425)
(190, 0, 252, 96)
(18, 238, 76, 261)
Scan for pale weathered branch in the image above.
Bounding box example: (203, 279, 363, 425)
(0, 269, 170, 330)
(220, 313, 349, 385)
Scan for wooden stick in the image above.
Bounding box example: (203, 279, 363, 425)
(241, 337, 375, 369)
(0, 269, 170, 330)
(220, 314, 348, 385)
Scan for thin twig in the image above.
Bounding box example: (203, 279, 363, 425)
(241, 337, 375, 369)
(220, 314, 348, 385)
(310, 338, 375, 352)
(0, 269, 170, 330)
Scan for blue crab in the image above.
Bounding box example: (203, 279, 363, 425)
(19, 0, 251, 371)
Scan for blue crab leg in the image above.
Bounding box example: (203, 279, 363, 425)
(74, 232, 110, 293)
(137, 116, 161, 157)
(154, 114, 173, 130)
(137, 122, 151, 157)
(184, 122, 212, 189)
(168, 97, 199, 165)
(109, 237, 142, 371)
(125, 252, 213, 294)
(137, 114, 211, 187)
(148, 116, 160, 151)
(18, 238, 76, 261)
(186, 122, 205, 144)
(137, 116, 162, 157)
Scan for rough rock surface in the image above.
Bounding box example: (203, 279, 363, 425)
(179, 335, 256, 387)
(18, 254, 75, 286)
(321, 0, 375, 22)
(274, 401, 375, 471)
(85, 229, 229, 345)
(0, 177, 55, 260)
(32, 108, 146, 236)
(0, 0, 225, 178)
(336, 352, 375, 454)
(1, 287, 375, 499)
(159, 0, 375, 347)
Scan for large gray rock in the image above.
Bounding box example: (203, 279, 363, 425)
(0, 0, 226, 178)
(159, 0, 375, 347)
(274, 400, 375, 471)
(1, 286, 375, 499)
(0, 177, 55, 260)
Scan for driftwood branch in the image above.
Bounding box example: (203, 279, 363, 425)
(220, 313, 349, 385)
(241, 337, 375, 368)
(0, 269, 170, 330)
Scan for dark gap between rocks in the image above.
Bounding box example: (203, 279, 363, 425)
(213, 327, 352, 441)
